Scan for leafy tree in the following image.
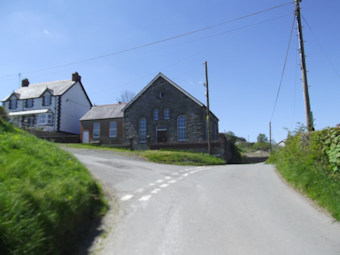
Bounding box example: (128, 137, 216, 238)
(254, 133, 270, 151)
(257, 133, 268, 143)
(0, 106, 8, 121)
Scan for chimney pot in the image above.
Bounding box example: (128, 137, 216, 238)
(21, 79, 29, 87)
(72, 72, 81, 82)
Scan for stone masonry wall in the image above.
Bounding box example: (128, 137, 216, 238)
(124, 76, 218, 150)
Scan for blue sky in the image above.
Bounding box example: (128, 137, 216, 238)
(1, 0, 339, 142)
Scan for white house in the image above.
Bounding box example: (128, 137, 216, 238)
(1, 72, 92, 134)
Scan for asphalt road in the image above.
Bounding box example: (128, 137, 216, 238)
(65, 148, 340, 255)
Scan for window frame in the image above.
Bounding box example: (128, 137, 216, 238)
(43, 94, 52, 106)
(109, 121, 117, 138)
(164, 108, 170, 120)
(37, 113, 53, 125)
(9, 98, 17, 110)
(25, 99, 34, 108)
(177, 115, 186, 141)
(139, 118, 147, 143)
(93, 122, 100, 138)
(153, 109, 159, 120)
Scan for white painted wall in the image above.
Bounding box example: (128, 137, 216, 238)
(59, 82, 91, 134)
(4, 93, 59, 131)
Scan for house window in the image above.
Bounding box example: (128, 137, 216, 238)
(109, 121, 117, 137)
(159, 92, 165, 98)
(177, 115, 186, 141)
(153, 109, 159, 120)
(164, 108, 170, 120)
(9, 98, 17, 110)
(139, 118, 147, 143)
(25, 99, 34, 108)
(37, 113, 53, 125)
(93, 122, 100, 138)
(43, 94, 52, 106)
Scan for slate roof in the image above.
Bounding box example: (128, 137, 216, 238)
(80, 103, 127, 121)
(123, 73, 204, 111)
(2, 79, 76, 101)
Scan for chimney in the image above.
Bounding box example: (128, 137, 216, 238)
(21, 79, 29, 87)
(72, 72, 81, 82)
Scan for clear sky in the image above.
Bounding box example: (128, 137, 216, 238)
(1, 0, 339, 142)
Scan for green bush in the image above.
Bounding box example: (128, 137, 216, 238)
(0, 119, 107, 254)
(268, 126, 340, 220)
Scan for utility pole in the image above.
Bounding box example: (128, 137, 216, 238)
(269, 121, 272, 152)
(295, 0, 314, 132)
(204, 61, 212, 155)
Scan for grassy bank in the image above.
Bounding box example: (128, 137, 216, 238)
(140, 150, 225, 165)
(62, 143, 225, 166)
(0, 119, 107, 254)
(268, 127, 340, 220)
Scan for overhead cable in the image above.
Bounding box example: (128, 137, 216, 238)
(0, 1, 294, 79)
(270, 14, 296, 121)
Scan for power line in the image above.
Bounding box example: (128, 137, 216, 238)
(302, 15, 340, 80)
(0, 1, 294, 79)
(270, 14, 296, 121)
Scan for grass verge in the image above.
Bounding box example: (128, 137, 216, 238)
(139, 150, 225, 165)
(61, 143, 225, 166)
(0, 119, 107, 254)
(268, 127, 340, 220)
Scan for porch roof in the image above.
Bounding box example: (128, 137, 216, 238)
(9, 109, 50, 116)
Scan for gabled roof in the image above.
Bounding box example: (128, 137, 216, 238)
(122, 72, 205, 111)
(80, 103, 127, 121)
(2, 79, 76, 101)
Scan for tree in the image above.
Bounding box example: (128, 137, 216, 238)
(257, 133, 268, 143)
(116, 90, 135, 103)
(0, 106, 8, 121)
(255, 133, 270, 151)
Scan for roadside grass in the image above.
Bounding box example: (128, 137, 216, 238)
(60, 142, 130, 152)
(268, 127, 340, 220)
(140, 150, 225, 165)
(0, 119, 107, 254)
(61, 143, 225, 166)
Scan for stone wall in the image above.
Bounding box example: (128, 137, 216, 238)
(124, 76, 219, 150)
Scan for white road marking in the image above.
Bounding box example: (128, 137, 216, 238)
(165, 176, 172, 180)
(136, 188, 144, 193)
(139, 195, 151, 201)
(121, 194, 134, 201)
(149, 183, 155, 186)
(183, 173, 189, 177)
(169, 180, 177, 184)
(160, 183, 169, 188)
(151, 188, 161, 194)
(156, 179, 164, 183)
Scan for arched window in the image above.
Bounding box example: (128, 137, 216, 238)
(177, 115, 186, 141)
(153, 109, 159, 120)
(139, 118, 147, 143)
(164, 108, 170, 120)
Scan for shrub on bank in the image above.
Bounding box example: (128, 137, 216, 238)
(268, 126, 340, 220)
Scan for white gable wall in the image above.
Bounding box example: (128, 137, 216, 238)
(59, 82, 91, 134)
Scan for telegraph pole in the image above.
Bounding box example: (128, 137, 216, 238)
(204, 61, 212, 155)
(295, 0, 314, 132)
(269, 121, 272, 152)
